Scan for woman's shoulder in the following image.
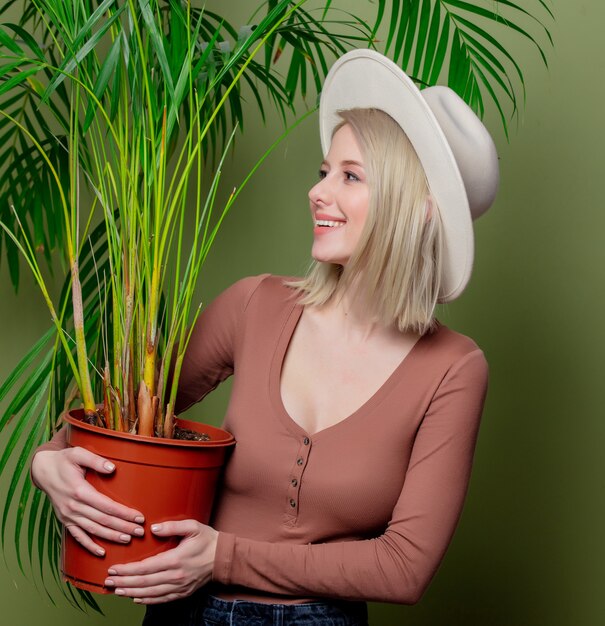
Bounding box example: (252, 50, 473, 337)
(420, 321, 487, 370)
(402, 323, 488, 397)
(220, 274, 300, 311)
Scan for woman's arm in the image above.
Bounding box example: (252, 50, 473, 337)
(211, 348, 488, 604)
(174, 274, 269, 414)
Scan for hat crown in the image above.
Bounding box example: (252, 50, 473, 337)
(420, 86, 499, 220)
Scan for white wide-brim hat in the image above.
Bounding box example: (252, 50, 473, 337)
(319, 49, 499, 302)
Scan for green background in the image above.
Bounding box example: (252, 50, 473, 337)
(1, 0, 603, 624)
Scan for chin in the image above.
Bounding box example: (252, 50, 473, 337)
(311, 244, 350, 266)
(311, 251, 348, 266)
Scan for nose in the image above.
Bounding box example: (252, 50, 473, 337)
(308, 175, 331, 207)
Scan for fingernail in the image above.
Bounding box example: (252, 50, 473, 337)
(134, 515, 145, 524)
(133, 599, 142, 604)
(133, 527, 144, 537)
(151, 524, 161, 532)
(104, 462, 115, 472)
(96, 547, 105, 556)
(115, 588, 125, 596)
(119, 534, 130, 543)
(104, 579, 115, 587)
(108, 568, 117, 575)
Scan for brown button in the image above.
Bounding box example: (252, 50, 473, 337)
(291, 478, 298, 487)
(303, 437, 310, 445)
(297, 457, 304, 466)
(289, 499, 296, 508)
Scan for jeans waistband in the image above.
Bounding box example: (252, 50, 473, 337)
(142, 591, 368, 626)
(202, 594, 368, 626)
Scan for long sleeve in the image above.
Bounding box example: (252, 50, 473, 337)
(212, 348, 488, 604)
(174, 274, 268, 414)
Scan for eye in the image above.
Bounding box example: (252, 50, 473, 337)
(345, 171, 360, 182)
(318, 168, 327, 180)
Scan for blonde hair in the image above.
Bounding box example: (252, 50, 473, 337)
(288, 108, 443, 335)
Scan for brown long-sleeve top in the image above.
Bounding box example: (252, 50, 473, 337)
(176, 274, 488, 603)
(33, 274, 488, 605)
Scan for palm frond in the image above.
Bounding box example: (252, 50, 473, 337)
(0, 217, 110, 607)
(377, 0, 552, 136)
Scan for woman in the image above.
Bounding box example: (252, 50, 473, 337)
(31, 50, 499, 625)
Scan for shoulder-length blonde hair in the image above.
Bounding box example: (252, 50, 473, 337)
(288, 108, 443, 335)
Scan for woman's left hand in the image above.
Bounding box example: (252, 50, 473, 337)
(105, 520, 218, 604)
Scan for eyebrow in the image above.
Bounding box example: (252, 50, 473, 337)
(321, 159, 365, 168)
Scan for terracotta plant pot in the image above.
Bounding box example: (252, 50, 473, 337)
(61, 409, 235, 594)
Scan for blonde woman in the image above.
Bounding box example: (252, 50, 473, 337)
(31, 50, 498, 626)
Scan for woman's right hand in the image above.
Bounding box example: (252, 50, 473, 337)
(31, 447, 145, 556)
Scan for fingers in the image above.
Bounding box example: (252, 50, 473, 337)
(83, 502, 145, 537)
(149, 519, 200, 537)
(63, 449, 145, 525)
(106, 571, 195, 605)
(56, 480, 145, 535)
(67, 506, 144, 544)
(119, 586, 185, 604)
(108, 550, 178, 577)
(115, 583, 178, 600)
(105, 572, 165, 589)
(105, 572, 181, 595)
(66, 525, 106, 557)
(68, 446, 117, 474)
(79, 486, 145, 526)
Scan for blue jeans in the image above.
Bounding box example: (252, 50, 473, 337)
(142, 591, 369, 625)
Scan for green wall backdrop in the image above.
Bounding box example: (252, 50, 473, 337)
(1, 1, 603, 624)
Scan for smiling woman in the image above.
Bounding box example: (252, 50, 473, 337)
(31, 50, 499, 626)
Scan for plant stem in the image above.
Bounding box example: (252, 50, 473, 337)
(71, 259, 96, 418)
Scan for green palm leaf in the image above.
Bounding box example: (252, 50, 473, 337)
(377, 0, 551, 135)
(0, 217, 110, 606)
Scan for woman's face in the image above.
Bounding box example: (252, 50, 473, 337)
(308, 124, 370, 266)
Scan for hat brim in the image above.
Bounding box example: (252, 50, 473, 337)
(319, 49, 472, 303)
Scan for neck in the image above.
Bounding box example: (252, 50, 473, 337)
(319, 277, 389, 342)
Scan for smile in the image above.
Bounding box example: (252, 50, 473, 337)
(314, 219, 346, 228)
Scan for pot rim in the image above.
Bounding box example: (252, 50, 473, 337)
(64, 409, 235, 448)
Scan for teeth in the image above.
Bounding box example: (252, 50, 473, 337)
(315, 219, 345, 227)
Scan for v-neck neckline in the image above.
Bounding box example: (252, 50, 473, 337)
(269, 299, 430, 441)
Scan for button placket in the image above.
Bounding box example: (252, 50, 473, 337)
(286, 436, 312, 518)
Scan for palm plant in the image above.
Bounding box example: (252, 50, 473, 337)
(0, 0, 551, 611)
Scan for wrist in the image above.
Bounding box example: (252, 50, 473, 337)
(209, 527, 219, 561)
(211, 531, 235, 584)
(30, 449, 52, 490)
